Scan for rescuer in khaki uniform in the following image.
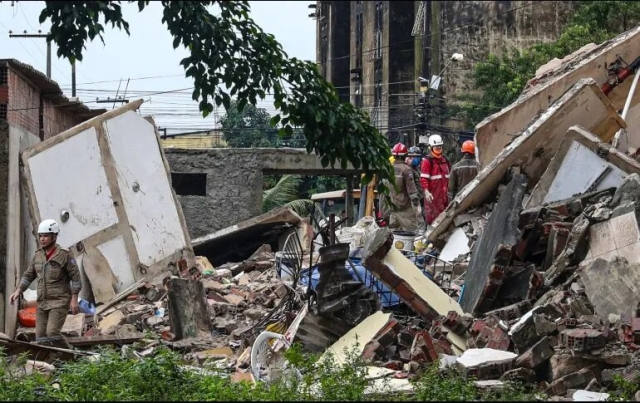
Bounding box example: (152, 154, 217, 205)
(10, 219, 82, 349)
(387, 143, 423, 233)
(448, 140, 480, 201)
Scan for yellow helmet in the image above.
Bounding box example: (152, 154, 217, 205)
(389, 156, 395, 163)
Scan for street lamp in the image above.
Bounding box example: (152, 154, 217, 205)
(418, 52, 464, 91)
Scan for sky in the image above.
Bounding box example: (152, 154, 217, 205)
(0, 1, 317, 135)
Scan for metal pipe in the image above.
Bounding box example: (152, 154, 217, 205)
(612, 70, 640, 149)
(622, 70, 640, 120)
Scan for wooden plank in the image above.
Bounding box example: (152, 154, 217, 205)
(95, 278, 146, 317)
(66, 333, 145, 346)
(82, 248, 117, 305)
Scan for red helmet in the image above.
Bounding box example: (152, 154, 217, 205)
(391, 143, 408, 157)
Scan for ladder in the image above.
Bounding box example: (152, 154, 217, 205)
(412, 1, 426, 37)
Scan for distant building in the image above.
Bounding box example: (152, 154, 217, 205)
(313, 1, 576, 144)
(159, 129, 227, 149)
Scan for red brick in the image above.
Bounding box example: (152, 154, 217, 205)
(376, 266, 402, 288)
(393, 281, 416, 303)
(409, 297, 438, 321)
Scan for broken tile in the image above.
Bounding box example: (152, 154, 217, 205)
(61, 314, 85, 337)
(98, 310, 125, 335)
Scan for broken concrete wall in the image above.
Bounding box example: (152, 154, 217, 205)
(20, 101, 193, 307)
(2, 121, 39, 336)
(164, 148, 361, 239)
(429, 79, 626, 244)
(474, 26, 640, 167)
(528, 126, 640, 208)
(460, 173, 528, 315)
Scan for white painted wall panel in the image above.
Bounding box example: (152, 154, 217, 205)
(543, 141, 627, 205)
(103, 111, 187, 266)
(96, 235, 134, 292)
(27, 127, 119, 248)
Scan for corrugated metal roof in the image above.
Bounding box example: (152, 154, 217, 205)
(0, 58, 106, 119)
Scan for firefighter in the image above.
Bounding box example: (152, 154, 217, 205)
(420, 134, 451, 225)
(9, 219, 82, 349)
(448, 140, 480, 201)
(386, 143, 423, 233)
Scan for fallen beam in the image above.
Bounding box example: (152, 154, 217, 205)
(66, 333, 146, 347)
(363, 228, 464, 322)
(428, 78, 625, 244)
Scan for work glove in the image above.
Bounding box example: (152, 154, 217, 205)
(424, 190, 434, 203)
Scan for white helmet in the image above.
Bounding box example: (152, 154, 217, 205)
(428, 134, 443, 147)
(38, 219, 60, 235)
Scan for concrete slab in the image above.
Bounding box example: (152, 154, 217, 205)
(20, 100, 193, 296)
(460, 173, 528, 315)
(582, 208, 640, 267)
(528, 126, 640, 208)
(438, 228, 471, 263)
(456, 348, 517, 369)
(317, 310, 392, 365)
(580, 257, 640, 319)
(572, 390, 610, 402)
(429, 79, 625, 244)
(475, 26, 640, 167)
(192, 206, 302, 266)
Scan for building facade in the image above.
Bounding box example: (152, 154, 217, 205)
(313, 1, 576, 145)
(0, 59, 104, 334)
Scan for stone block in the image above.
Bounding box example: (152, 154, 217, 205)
(515, 337, 554, 369)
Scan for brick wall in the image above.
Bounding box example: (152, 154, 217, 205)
(2, 66, 84, 139)
(43, 101, 83, 140)
(6, 68, 40, 135)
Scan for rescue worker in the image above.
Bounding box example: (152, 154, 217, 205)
(386, 143, 423, 232)
(9, 219, 82, 349)
(420, 134, 451, 225)
(407, 146, 424, 198)
(448, 140, 480, 201)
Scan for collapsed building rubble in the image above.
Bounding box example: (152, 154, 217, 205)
(3, 25, 640, 401)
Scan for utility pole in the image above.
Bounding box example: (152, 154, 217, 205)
(429, 1, 442, 128)
(71, 61, 76, 97)
(9, 31, 51, 79)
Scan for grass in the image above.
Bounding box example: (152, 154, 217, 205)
(0, 343, 559, 401)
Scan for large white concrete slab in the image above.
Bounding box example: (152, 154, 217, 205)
(20, 101, 193, 303)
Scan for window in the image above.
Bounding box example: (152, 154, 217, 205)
(0, 103, 6, 120)
(0, 67, 7, 85)
(375, 2, 383, 30)
(171, 173, 207, 196)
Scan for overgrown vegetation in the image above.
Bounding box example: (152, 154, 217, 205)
(456, 0, 640, 127)
(0, 344, 546, 402)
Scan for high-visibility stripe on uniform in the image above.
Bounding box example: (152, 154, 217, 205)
(421, 173, 430, 178)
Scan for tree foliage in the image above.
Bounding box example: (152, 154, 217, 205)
(220, 99, 277, 148)
(457, 0, 640, 128)
(35, 1, 394, 186)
